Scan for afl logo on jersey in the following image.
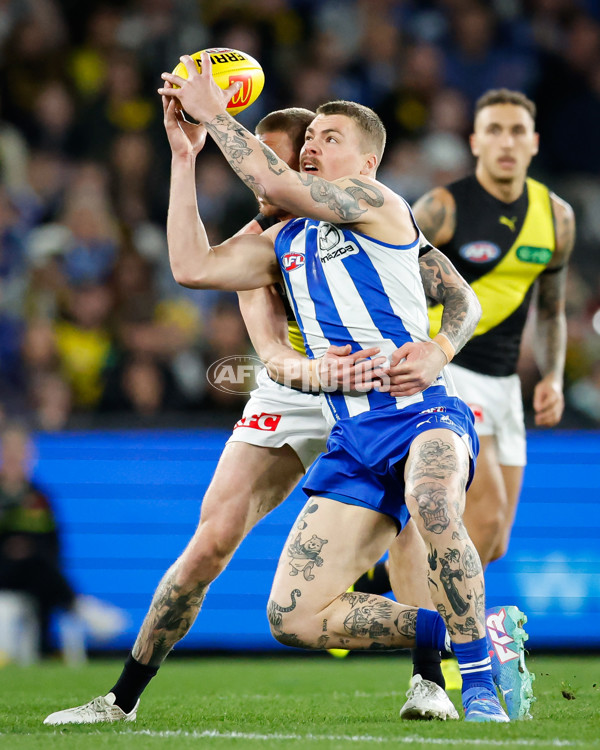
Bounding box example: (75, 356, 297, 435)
(459, 241, 501, 263)
(282, 252, 305, 271)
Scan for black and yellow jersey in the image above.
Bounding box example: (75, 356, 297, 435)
(255, 214, 306, 355)
(428, 175, 556, 377)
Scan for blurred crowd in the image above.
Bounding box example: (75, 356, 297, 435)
(0, 0, 599, 430)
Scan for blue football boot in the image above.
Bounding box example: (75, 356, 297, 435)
(486, 606, 535, 720)
(463, 687, 510, 723)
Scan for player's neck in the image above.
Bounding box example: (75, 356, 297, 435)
(475, 165, 526, 204)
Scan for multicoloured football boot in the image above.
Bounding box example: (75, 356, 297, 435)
(486, 606, 535, 720)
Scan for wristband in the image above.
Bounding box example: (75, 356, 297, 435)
(432, 333, 455, 364)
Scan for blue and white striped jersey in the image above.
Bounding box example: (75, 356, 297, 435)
(274, 217, 454, 423)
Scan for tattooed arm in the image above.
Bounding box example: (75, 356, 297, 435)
(162, 88, 281, 290)
(381, 248, 481, 397)
(419, 247, 481, 356)
(159, 54, 411, 242)
(412, 187, 457, 246)
(530, 194, 575, 427)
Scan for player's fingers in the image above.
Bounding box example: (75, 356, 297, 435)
(180, 54, 200, 78)
(389, 345, 410, 368)
(386, 363, 414, 380)
(160, 71, 187, 87)
(224, 80, 243, 100)
(165, 96, 180, 115)
(199, 51, 211, 79)
(353, 355, 387, 374)
(388, 383, 423, 397)
(348, 346, 380, 362)
(326, 345, 352, 357)
(535, 403, 562, 427)
(158, 83, 183, 97)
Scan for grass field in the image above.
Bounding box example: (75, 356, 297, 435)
(1, 652, 599, 749)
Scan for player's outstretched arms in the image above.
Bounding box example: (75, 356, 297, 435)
(161, 80, 208, 160)
(532, 194, 575, 427)
(159, 54, 397, 231)
(167, 150, 281, 291)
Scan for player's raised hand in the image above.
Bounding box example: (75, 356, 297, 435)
(533, 375, 564, 427)
(162, 81, 207, 158)
(381, 341, 448, 397)
(316, 344, 386, 393)
(159, 52, 241, 123)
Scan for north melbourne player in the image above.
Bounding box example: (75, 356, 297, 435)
(149, 54, 524, 722)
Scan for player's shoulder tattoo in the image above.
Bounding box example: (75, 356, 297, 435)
(549, 192, 575, 263)
(412, 187, 456, 246)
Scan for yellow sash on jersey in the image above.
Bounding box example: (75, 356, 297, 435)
(287, 321, 307, 355)
(428, 178, 555, 338)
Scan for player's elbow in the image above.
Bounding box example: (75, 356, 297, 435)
(171, 265, 209, 289)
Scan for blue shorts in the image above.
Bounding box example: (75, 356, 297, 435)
(303, 395, 478, 530)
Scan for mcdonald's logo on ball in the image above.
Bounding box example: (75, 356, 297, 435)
(171, 48, 264, 116)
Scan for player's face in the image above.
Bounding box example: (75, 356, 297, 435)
(300, 114, 373, 181)
(470, 104, 539, 184)
(256, 130, 297, 216)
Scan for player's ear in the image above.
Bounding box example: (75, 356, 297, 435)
(361, 153, 378, 175)
(532, 132, 540, 156)
(469, 133, 479, 157)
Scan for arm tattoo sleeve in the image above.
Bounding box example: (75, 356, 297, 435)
(297, 174, 385, 221)
(205, 112, 385, 221)
(533, 199, 573, 377)
(419, 248, 481, 353)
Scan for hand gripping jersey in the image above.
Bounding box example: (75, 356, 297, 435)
(274, 217, 453, 423)
(428, 176, 556, 377)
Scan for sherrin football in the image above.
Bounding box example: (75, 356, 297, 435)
(172, 47, 264, 116)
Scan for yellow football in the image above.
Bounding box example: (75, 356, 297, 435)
(172, 47, 264, 116)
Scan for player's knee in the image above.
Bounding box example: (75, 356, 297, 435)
(267, 591, 315, 646)
(488, 529, 511, 563)
(478, 499, 506, 548)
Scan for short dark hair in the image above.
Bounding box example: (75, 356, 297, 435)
(255, 107, 315, 158)
(316, 100, 387, 164)
(475, 88, 536, 123)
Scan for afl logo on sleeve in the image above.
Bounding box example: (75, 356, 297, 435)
(282, 252, 305, 271)
(318, 223, 359, 264)
(459, 241, 501, 263)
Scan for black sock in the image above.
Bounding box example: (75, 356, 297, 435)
(110, 653, 160, 713)
(411, 647, 445, 690)
(353, 561, 391, 595)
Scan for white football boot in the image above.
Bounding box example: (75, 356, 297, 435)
(399, 675, 459, 720)
(44, 692, 138, 725)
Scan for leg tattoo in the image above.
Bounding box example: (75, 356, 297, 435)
(132, 564, 209, 666)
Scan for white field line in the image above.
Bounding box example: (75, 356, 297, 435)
(115, 729, 591, 746)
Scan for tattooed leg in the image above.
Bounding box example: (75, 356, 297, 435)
(132, 562, 209, 666)
(405, 429, 486, 643)
(268, 496, 425, 651)
(131, 442, 304, 666)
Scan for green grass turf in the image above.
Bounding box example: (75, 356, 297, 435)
(1, 653, 599, 749)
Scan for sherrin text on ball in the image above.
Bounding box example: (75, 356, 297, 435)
(172, 48, 264, 116)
